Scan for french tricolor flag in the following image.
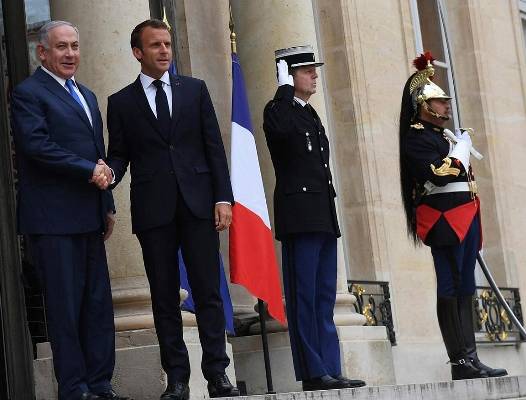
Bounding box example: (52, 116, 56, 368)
(229, 53, 286, 324)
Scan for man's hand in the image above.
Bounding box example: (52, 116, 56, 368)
(90, 159, 112, 190)
(277, 59, 294, 87)
(103, 212, 115, 241)
(214, 203, 232, 231)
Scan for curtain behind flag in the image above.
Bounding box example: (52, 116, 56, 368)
(229, 53, 286, 324)
(169, 60, 235, 334)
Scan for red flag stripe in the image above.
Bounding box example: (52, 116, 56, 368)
(229, 203, 286, 323)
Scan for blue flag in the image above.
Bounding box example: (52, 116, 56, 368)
(178, 250, 235, 335)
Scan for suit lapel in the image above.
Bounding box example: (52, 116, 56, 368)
(131, 77, 168, 143)
(35, 68, 93, 131)
(169, 74, 181, 142)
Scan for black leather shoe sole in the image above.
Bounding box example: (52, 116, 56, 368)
(208, 387, 241, 398)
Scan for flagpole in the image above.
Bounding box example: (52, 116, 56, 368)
(229, 3, 275, 394)
(257, 300, 275, 394)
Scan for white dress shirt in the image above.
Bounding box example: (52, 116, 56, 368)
(139, 71, 172, 117)
(41, 66, 93, 126)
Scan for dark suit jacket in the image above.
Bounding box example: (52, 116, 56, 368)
(106, 73, 233, 233)
(263, 84, 340, 240)
(11, 67, 114, 235)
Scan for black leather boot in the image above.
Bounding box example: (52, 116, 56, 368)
(457, 295, 508, 377)
(436, 296, 487, 380)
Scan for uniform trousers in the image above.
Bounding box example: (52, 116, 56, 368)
(430, 215, 480, 297)
(136, 191, 229, 384)
(27, 232, 115, 400)
(281, 232, 341, 381)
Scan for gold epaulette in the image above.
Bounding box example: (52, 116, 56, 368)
(410, 122, 424, 130)
(430, 157, 460, 177)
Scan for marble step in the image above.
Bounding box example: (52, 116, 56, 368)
(225, 376, 526, 400)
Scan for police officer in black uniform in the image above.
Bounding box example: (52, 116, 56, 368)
(399, 52, 507, 380)
(263, 45, 365, 391)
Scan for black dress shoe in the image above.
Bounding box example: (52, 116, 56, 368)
(332, 375, 366, 388)
(79, 393, 101, 400)
(207, 374, 240, 398)
(451, 358, 488, 380)
(97, 389, 133, 400)
(161, 382, 189, 400)
(302, 375, 350, 391)
(470, 357, 508, 377)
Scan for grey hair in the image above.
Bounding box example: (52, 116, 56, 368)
(38, 20, 79, 48)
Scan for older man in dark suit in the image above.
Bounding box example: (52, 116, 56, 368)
(11, 21, 128, 400)
(105, 19, 239, 400)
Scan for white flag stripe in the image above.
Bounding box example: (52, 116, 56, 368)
(231, 121, 271, 228)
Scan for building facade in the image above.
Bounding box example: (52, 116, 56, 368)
(1, 0, 526, 399)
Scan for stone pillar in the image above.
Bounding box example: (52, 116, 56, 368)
(228, 1, 392, 394)
(50, 0, 155, 331)
(445, 0, 526, 339)
(231, 0, 363, 328)
(174, 0, 257, 316)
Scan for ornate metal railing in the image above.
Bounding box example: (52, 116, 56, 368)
(474, 286, 525, 344)
(348, 280, 396, 345)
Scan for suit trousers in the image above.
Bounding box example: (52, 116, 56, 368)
(281, 232, 341, 381)
(136, 190, 229, 383)
(431, 215, 480, 297)
(27, 232, 115, 400)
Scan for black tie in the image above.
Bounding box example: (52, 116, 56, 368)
(153, 80, 171, 141)
(305, 104, 318, 125)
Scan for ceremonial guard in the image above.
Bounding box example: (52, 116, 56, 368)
(399, 52, 508, 380)
(263, 45, 365, 390)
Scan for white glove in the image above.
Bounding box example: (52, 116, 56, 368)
(276, 59, 294, 87)
(450, 129, 472, 171)
(454, 128, 472, 146)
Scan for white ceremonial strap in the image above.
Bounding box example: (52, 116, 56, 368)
(424, 181, 477, 195)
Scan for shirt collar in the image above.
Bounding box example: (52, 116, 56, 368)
(140, 70, 171, 91)
(41, 66, 77, 89)
(294, 96, 308, 107)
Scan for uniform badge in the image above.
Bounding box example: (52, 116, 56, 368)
(410, 122, 424, 130)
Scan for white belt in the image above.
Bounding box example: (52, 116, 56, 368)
(424, 181, 477, 195)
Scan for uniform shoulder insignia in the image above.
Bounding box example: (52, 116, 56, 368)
(410, 122, 424, 130)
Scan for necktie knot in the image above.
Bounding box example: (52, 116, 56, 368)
(153, 80, 163, 90)
(65, 78, 84, 108)
(65, 78, 75, 91)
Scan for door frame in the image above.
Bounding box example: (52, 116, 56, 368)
(0, 0, 35, 398)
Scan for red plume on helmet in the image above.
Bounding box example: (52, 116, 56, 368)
(412, 51, 435, 72)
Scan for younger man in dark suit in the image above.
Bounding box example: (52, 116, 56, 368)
(105, 19, 239, 400)
(11, 20, 128, 400)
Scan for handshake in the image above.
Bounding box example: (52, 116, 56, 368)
(90, 159, 113, 190)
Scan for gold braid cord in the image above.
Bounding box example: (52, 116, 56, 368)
(430, 157, 460, 177)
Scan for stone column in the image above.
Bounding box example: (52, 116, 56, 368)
(174, 0, 257, 317)
(50, 0, 155, 331)
(228, 1, 391, 394)
(230, 0, 363, 328)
